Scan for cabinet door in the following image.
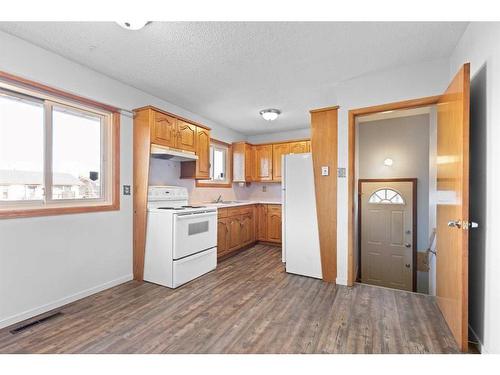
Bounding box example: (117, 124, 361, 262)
(267, 205, 282, 243)
(240, 213, 254, 246)
(217, 218, 229, 257)
(232, 142, 246, 182)
(196, 128, 210, 179)
(177, 121, 197, 152)
(257, 204, 268, 241)
(272, 143, 291, 182)
(245, 144, 255, 182)
(152, 111, 177, 148)
(290, 141, 309, 154)
(227, 216, 241, 251)
(255, 145, 273, 181)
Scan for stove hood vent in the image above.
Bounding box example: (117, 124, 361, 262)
(150, 144, 198, 162)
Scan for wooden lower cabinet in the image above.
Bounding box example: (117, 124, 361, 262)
(217, 218, 229, 256)
(217, 204, 281, 260)
(266, 205, 282, 243)
(256, 204, 268, 241)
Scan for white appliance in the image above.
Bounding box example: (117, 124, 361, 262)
(282, 153, 322, 279)
(144, 185, 217, 288)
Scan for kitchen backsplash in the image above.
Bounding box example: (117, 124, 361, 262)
(149, 158, 282, 203)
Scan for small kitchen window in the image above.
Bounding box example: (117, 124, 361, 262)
(196, 139, 232, 188)
(0, 74, 120, 218)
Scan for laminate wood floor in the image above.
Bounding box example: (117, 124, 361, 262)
(0, 244, 459, 353)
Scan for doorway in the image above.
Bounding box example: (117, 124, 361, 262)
(359, 179, 417, 291)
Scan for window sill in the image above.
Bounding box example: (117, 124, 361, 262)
(0, 201, 120, 219)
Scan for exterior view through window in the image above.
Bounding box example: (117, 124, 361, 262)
(0, 83, 117, 216)
(209, 142, 229, 182)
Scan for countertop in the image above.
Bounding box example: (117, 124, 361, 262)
(194, 200, 282, 208)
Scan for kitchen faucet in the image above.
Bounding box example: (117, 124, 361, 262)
(214, 194, 223, 203)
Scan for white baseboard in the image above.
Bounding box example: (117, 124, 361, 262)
(0, 274, 133, 330)
(469, 324, 488, 354)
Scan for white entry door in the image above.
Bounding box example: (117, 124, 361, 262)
(360, 180, 415, 291)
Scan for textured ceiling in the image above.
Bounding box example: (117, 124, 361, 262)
(0, 22, 468, 135)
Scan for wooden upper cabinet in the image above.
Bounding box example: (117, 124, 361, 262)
(267, 205, 282, 243)
(232, 142, 246, 182)
(255, 144, 273, 181)
(195, 128, 210, 179)
(177, 121, 197, 152)
(152, 111, 177, 148)
(245, 145, 255, 182)
(290, 141, 309, 154)
(272, 143, 291, 182)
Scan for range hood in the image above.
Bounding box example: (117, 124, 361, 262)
(150, 144, 198, 161)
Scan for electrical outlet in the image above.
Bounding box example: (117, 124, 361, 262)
(123, 185, 131, 195)
(337, 168, 346, 178)
(262, 185, 267, 192)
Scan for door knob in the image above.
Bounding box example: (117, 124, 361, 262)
(447, 220, 462, 229)
(404, 243, 411, 248)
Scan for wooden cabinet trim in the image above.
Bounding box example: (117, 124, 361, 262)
(134, 105, 211, 131)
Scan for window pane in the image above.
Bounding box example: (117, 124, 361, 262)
(213, 148, 225, 181)
(52, 106, 102, 200)
(0, 93, 44, 201)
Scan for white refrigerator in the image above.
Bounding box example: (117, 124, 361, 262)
(282, 153, 322, 279)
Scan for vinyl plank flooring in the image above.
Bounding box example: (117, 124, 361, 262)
(0, 244, 459, 354)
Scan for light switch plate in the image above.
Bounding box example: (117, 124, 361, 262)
(321, 166, 329, 176)
(123, 185, 131, 195)
(337, 168, 346, 178)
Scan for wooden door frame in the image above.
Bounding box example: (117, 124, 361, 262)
(347, 96, 440, 286)
(358, 178, 418, 292)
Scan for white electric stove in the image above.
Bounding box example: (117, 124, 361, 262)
(144, 185, 217, 288)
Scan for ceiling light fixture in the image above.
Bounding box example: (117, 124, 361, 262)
(259, 109, 281, 121)
(116, 21, 151, 31)
(384, 158, 394, 167)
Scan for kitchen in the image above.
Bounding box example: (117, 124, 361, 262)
(0, 18, 496, 363)
(133, 105, 321, 287)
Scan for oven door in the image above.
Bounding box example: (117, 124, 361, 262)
(173, 211, 217, 260)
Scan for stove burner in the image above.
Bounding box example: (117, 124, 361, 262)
(182, 205, 206, 209)
(157, 207, 185, 210)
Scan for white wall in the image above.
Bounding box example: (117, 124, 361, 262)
(357, 114, 430, 293)
(247, 128, 310, 144)
(449, 22, 500, 354)
(335, 58, 451, 285)
(0, 31, 245, 329)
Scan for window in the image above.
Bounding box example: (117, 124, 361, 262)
(0, 76, 119, 218)
(196, 140, 232, 187)
(368, 188, 405, 204)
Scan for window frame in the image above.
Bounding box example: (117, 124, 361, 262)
(0, 71, 120, 219)
(196, 139, 232, 188)
(368, 188, 405, 205)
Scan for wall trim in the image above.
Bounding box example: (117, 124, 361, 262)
(468, 324, 487, 354)
(0, 274, 132, 330)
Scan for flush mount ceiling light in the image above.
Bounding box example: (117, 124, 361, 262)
(384, 158, 394, 167)
(259, 109, 281, 121)
(116, 21, 151, 31)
